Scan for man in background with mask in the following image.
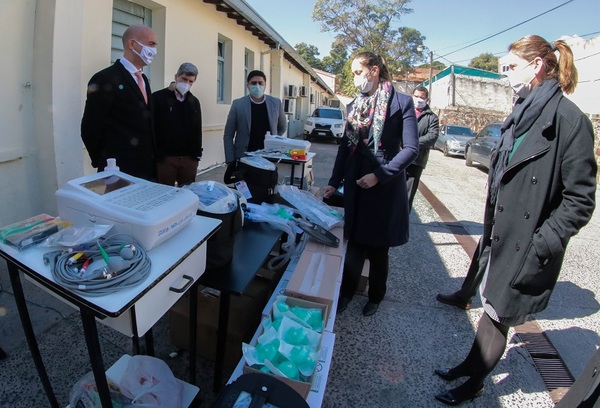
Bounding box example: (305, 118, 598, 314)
(406, 85, 439, 212)
(223, 70, 287, 178)
(152, 62, 202, 186)
(81, 24, 158, 180)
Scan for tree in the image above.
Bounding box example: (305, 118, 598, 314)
(295, 42, 324, 70)
(418, 61, 446, 70)
(313, 0, 427, 95)
(469, 53, 499, 72)
(322, 40, 348, 74)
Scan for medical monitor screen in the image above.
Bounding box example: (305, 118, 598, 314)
(81, 175, 133, 195)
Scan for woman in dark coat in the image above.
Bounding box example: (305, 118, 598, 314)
(323, 52, 418, 317)
(434, 35, 597, 406)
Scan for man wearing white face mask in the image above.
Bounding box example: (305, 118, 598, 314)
(81, 24, 158, 180)
(406, 85, 439, 212)
(153, 63, 203, 186)
(223, 70, 287, 170)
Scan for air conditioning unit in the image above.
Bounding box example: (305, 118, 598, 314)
(283, 98, 295, 114)
(287, 85, 298, 98)
(299, 86, 308, 97)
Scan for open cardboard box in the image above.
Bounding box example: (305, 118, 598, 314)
(242, 295, 328, 398)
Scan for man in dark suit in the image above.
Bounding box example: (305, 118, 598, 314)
(81, 24, 158, 180)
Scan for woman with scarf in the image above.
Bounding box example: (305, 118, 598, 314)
(323, 52, 418, 317)
(434, 35, 596, 406)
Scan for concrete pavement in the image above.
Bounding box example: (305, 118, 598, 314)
(0, 144, 598, 407)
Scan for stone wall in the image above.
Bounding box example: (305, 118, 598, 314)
(433, 105, 506, 134)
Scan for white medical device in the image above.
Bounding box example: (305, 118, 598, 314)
(55, 170, 199, 250)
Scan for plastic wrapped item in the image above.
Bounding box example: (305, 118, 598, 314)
(186, 181, 243, 270)
(69, 371, 131, 408)
(119, 355, 183, 408)
(276, 185, 343, 230)
(40, 224, 113, 248)
(0, 214, 70, 251)
(264, 135, 311, 153)
(186, 180, 239, 214)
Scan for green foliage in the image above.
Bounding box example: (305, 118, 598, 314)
(417, 61, 446, 70)
(295, 42, 325, 70)
(469, 53, 499, 72)
(312, 0, 424, 75)
(322, 40, 348, 74)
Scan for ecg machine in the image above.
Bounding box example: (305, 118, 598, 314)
(55, 170, 199, 250)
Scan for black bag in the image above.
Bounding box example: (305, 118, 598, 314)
(210, 373, 309, 408)
(197, 203, 242, 270)
(225, 157, 278, 204)
(189, 181, 243, 270)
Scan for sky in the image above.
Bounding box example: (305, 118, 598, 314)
(243, 0, 600, 67)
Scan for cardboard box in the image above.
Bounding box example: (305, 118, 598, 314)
(284, 250, 341, 325)
(243, 296, 328, 398)
(168, 277, 272, 368)
(303, 225, 345, 259)
(170, 307, 252, 369)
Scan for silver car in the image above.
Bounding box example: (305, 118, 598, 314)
(434, 124, 474, 157)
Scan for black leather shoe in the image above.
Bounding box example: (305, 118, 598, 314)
(362, 301, 379, 316)
(434, 387, 484, 406)
(434, 368, 465, 382)
(337, 297, 350, 313)
(436, 293, 472, 310)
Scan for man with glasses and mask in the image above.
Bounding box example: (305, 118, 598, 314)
(153, 62, 203, 186)
(223, 70, 287, 177)
(81, 24, 158, 180)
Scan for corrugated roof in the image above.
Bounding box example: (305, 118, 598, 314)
(422, 65, 505, 87)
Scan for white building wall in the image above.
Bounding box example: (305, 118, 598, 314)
(429, 73, 512, 115)
(0, 0, 329, 226)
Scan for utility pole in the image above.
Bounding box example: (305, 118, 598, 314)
(428, 51, 433, 97)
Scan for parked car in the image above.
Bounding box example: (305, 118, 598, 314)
(464, 121, 503, 170)
(303, 106, 346, 143)
(434, 124, 474, 156)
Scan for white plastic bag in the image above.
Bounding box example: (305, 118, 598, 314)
(119, 355, 183, 408)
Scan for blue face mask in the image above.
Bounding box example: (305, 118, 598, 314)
(249, 84, 265, 99)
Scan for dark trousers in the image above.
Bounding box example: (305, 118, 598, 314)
(406, 163, 424, 212)
(456, 243, 491, 301)
(157, 156, 199, 186)
(341, 240, 389, 303)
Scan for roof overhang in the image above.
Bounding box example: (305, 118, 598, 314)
(203, 0, 333, 94)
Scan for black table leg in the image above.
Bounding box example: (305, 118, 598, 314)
(290, 162, 297, 188)
(6, 262, 59, 408)
(189, 283, 199, 384)
(80, 308, 112, 408)
(213, 292, 231, 392)
(144, 328, 154, 356)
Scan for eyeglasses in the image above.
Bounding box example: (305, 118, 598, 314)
(249, 81, 265, 85)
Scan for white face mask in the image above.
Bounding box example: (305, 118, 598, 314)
(506, 58, 536, 99)
(354, 70, 374, 94)
(413, 97, 427, 109)
(133, 40, 157, 66)
(176, 81, 191, 96)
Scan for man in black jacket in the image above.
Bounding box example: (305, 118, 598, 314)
(406, 86, 439, 211)
(81, 24, 158, 180)
(153, 63, 203, 186)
